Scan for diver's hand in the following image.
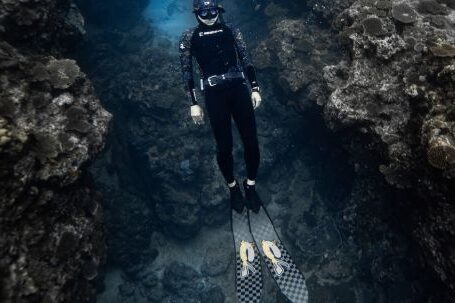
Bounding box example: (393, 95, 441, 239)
(251, 91, 262, 109)
(190, 104, 204, 125)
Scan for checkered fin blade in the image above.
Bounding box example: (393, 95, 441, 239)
(249, 207, 309, 303)
(231, 209, 263, 303)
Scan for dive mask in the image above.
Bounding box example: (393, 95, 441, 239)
(197, 7, 219, 20)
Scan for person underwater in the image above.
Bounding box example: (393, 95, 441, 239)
(179, 0, 263, 213)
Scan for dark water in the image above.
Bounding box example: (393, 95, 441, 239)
(73, 0, 442, 302)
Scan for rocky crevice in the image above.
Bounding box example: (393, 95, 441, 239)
(2, 0, 455, 302)
(74, 0, 455, 302)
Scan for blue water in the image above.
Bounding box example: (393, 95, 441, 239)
(73, 0, 446, 302)
(144, 0, 196, 40)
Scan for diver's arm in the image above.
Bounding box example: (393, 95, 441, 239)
(231, 26, 262, 109)
(231, 27, 260, 91)
(179, 29, 199, 106)
(179, 29, 205, 123)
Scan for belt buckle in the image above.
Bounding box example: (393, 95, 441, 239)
(207, 75, 217, 87)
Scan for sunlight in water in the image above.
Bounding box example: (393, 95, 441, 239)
(144, 0, 197, 40)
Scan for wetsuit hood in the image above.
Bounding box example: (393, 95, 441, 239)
(193, 0, 225, 13)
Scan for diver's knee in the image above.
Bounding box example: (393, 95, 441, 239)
(216, 145, 233, 158)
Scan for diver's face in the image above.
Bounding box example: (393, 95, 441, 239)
(197, 8, 219, 26)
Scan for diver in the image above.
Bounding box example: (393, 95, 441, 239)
(179, 0, 263, 213)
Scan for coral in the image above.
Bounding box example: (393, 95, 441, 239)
(418, 0, 449, 15)
(0, 1, 112, 302)
(430, 44, 455, 57)
(31, 131, 61, 162)
(362, 17, 386, 36)
(427, 136, 455, 169)
(46, 59, 81, 89)
(392, 3, 418, 24)
(376, 0, 392, 11)
(66, 119, 93, 133)
(437, 0, 455, 9)
(422, 113, 455, 171)
(429, 15, 447, 28)
(67, 105, 87, 119)
(52, 93, 74, 106)
(414, 42, 426, 52)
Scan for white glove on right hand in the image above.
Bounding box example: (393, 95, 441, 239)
(190, 105, 204, 125)
(251, 91, 262, 109)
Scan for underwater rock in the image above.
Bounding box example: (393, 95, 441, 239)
(200, 284, 226, 303)
(163, 261, 203, 298)
(82, 257, 99, 280)
(0, 1, 111, 302)
(305, 0, 356, 24)
(201, 246, 232, 277)
(254, 0, 455, 296)
(264, 2, 289, 20)
(323, 0, 455, 185)
(155, 184, 202, 239)
(118, 282, 136, 297)
(253, 18, 333, 106)
(413, 200, 455, 293)
(104, 191, 154, 270)
(161, 261, 225, 302)
(322, 0, 455, 292)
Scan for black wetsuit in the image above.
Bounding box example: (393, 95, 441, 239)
(179, 21, 260, 184)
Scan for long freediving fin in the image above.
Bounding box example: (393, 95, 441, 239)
(231, 207, 263, 303)
(248, 204, 309, 303)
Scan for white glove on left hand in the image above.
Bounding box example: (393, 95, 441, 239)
(190, 104, 205, 125)
(251, 91, 262, 109)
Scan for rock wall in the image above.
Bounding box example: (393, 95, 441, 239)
(0, 1, 111, 302)
(324, 0, 455, 291)
(254, 0, 455, 294)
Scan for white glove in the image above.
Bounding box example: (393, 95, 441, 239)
(190, 104, 204, 125)
(251, 91, 262, 109)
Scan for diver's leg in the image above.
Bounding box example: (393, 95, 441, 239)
(231, 82, 262, 212)
(231, 82, 260, 182)
(204, 88, 235, 185)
